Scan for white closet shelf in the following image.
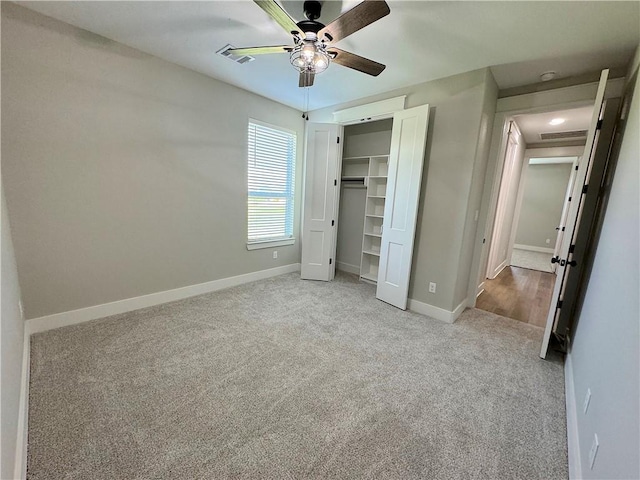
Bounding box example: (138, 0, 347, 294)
(340, 135, 390, 286)
(360, 273, 378, 283)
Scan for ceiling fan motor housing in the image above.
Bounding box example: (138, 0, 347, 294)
(303, 1, 322, 21)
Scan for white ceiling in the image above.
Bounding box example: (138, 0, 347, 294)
(17, 1, 640, 111)
(515, 106, 594, 145)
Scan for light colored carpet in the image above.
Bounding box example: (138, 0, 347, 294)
(28, 272, 567, 479)
(511, 248, 555, 273)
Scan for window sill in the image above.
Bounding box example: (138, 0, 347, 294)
(246, 238, 296, 251)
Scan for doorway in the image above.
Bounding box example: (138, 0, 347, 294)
(511, 156, 578, 274)
(335, 119, 393, 280)
(300, 103, 430, 311)
(476, 106, 593, 327)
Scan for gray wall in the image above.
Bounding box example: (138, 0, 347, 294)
(311, 68, 497, 312)
(336, 186, 366, 271)
(568, 51, 639, 480)
(1, 4, 305, 320)
(515, 163, 572, 249)
(453, 70, 498, 306)
(1, 188, 25, 479)
(342, 119, 393, 158)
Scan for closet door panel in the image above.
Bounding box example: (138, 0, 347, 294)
(301, 123, 341, 281)
(383, 242, 404, 286)
(377, 105, 430, 309)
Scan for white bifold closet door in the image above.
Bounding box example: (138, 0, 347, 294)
(300, 123, 341, 281)
(376, 105, 430, 309)
(301, 105, 429, 311)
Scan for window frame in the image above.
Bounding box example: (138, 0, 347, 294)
(246, 118, 297, 250)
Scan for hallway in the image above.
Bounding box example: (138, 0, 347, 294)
(476, 266, 555, 328)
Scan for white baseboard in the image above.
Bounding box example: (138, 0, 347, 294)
(336, 261, 360, 275)
(514, 244, 555, 254)
(565, 352, 582, 480)
(489, 260, 508, 280)
(14, 329, 30, 480)
(407, 297, 468, 324)
(26, 263, 301, 334)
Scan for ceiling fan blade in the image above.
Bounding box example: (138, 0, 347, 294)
(328, 48, 385, 76)
(299, 71, 315, 87)
(226, 45, 294, 56)
(319, 0, 390, 43)
(254, 0, 300, 35)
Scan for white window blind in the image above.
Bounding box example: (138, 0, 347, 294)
(247, 120, 296, 244)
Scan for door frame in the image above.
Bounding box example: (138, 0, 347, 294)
(466, 80, 624, 306)
(333, 115, 393, 281)
(485, 120, 522, 280)
(539, 70, 611, 358)
(322, 113, 399, 282)
(475, 106, 592, 295)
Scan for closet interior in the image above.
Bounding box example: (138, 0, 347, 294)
(336, 118, 393, 284)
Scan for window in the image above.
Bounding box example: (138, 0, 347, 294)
(247, 120, 296, 249)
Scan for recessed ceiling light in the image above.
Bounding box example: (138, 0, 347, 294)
(549, 118, 565, 126)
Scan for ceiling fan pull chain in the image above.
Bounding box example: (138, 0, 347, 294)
(304, 86, 310, 120)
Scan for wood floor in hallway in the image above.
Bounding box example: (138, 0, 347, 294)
(476, 266, 555, 328)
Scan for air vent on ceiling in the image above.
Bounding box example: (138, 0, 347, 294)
(216, 44, 255, 64)
(540, 130, 588, 141)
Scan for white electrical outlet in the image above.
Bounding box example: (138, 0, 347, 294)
(429, 282, 436, 293)
(583, 388, 592, 414)
(588, 434, 599, 469)
(273, 251, 278, 259)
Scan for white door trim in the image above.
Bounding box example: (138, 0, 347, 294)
(486, 121, 522, 279)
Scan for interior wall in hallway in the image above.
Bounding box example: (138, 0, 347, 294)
(515, 162, 573, 250)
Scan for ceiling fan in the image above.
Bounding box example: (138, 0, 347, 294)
(225, 0, 390, 87)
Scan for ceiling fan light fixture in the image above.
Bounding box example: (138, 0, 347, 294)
(290, 41, 330, 75)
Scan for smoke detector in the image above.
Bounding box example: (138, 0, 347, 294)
(540, 71, 557, 82)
